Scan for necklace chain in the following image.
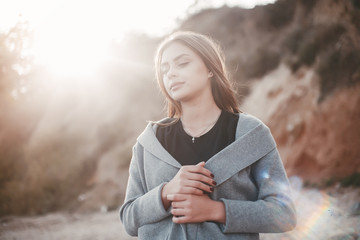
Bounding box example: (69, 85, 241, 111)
(181, 112, 221, 143)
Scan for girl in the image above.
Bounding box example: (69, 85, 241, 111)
(119, 31, 296, 239)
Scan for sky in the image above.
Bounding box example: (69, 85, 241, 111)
(0, 0, 276, 35)
(0, 0, 276, 77)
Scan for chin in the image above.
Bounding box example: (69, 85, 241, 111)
(171, 93, 195, 103)
(170, 94, 185, 102)
(169, 91, 184, 101)
(168, 88, 182, 100)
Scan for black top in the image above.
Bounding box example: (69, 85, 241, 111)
(156, 111, 239, 166)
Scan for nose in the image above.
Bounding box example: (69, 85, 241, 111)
(166, 66, 177, 79)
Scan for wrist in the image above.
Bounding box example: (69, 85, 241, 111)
(209, 200, 226, 224)
(161, 183, 171, 210)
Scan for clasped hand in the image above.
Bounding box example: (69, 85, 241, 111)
(161, 161, 219, 224)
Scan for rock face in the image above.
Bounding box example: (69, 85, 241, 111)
(241, 64, 360, 183)
(181, 0, 360, 184)
(181, 0, 360, 103)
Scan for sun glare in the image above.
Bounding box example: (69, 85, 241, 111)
(2, 0, 276, 81)
(25, 0, 194, 79)
(31, 1, 121, 78)
(26, 0, 195, 81)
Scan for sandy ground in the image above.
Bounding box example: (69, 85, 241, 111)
(0, 211, 136, 240)
(1, 184, 359, 240)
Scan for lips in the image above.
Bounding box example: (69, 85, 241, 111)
(170, 82, 184, 91)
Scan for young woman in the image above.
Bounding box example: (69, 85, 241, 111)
(119, 31, 296, 239)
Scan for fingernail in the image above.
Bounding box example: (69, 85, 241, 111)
(210, 187, 214, 192)
(210, 173, 214, 178)
(212, 180, 217, 185)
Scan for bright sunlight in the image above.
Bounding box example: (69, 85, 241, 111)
(3, 0, 196, 79)
(1, 0, 276, 80)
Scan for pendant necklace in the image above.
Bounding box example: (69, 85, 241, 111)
(182, 112, 221, 143)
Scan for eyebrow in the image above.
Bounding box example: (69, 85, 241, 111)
(161, 53, 190, 67)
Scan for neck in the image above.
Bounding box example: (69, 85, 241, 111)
(180, 95, 221, 133)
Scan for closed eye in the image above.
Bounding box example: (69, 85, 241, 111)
(178, 62, 189, 67)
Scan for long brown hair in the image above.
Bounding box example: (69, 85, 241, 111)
(155, 31, 241, 119)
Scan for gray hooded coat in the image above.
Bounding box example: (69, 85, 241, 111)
(119, 112, 296, 239)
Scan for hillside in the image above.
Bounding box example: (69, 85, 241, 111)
(179, 0, 360, 184)
(1, 0, 359, 219)
(1, 0, 360, 239)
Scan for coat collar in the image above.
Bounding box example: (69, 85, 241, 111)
(137, 113, 276, 185)
(137, 120, 182, 168)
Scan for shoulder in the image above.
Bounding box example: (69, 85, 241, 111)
(155, 117, 176, 125)
(136, 117, 176, 144)
(147, 117, 177, 128)
(236, 112, 272, 139)
(234, 112, 277, 152)
(238, 112, 269, 129)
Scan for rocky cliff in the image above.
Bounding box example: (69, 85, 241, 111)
(180, 0, 360, 184)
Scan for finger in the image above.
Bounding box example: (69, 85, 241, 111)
(181, 186, 204, 195)
(185, 180, 214, 193)
(172, 200, 187, 208)
(171, 208, 186, 216)
(171, 186, 203, 195)
(186, 165, 214, 179)
(196, 161, 205, 167)
(172, 215, 189, 224)
(167, 194, 187, 201)
(187, 173, 217, 187)
(178, 168, 215, 186)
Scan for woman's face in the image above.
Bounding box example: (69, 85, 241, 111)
(160, 42, 212, 103)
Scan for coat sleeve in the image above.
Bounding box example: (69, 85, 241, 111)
(220, 147, 297, 234)
(119, 144, 172, 236)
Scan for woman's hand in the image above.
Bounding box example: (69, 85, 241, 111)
(167, 193, 226, 224)
(161, 161, 216, 210)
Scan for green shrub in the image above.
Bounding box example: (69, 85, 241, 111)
(243, 47, 281, 79)
(316, 48, 360, 102)
(299, 0, 317, 13)
(340, 172, 360, 187)
(283, 23, 346, 72)
(322, 177, 336, 188)
(320, 172, 360, 188)
(352, 0, 360, 9)
(257, 0, 296, 30)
